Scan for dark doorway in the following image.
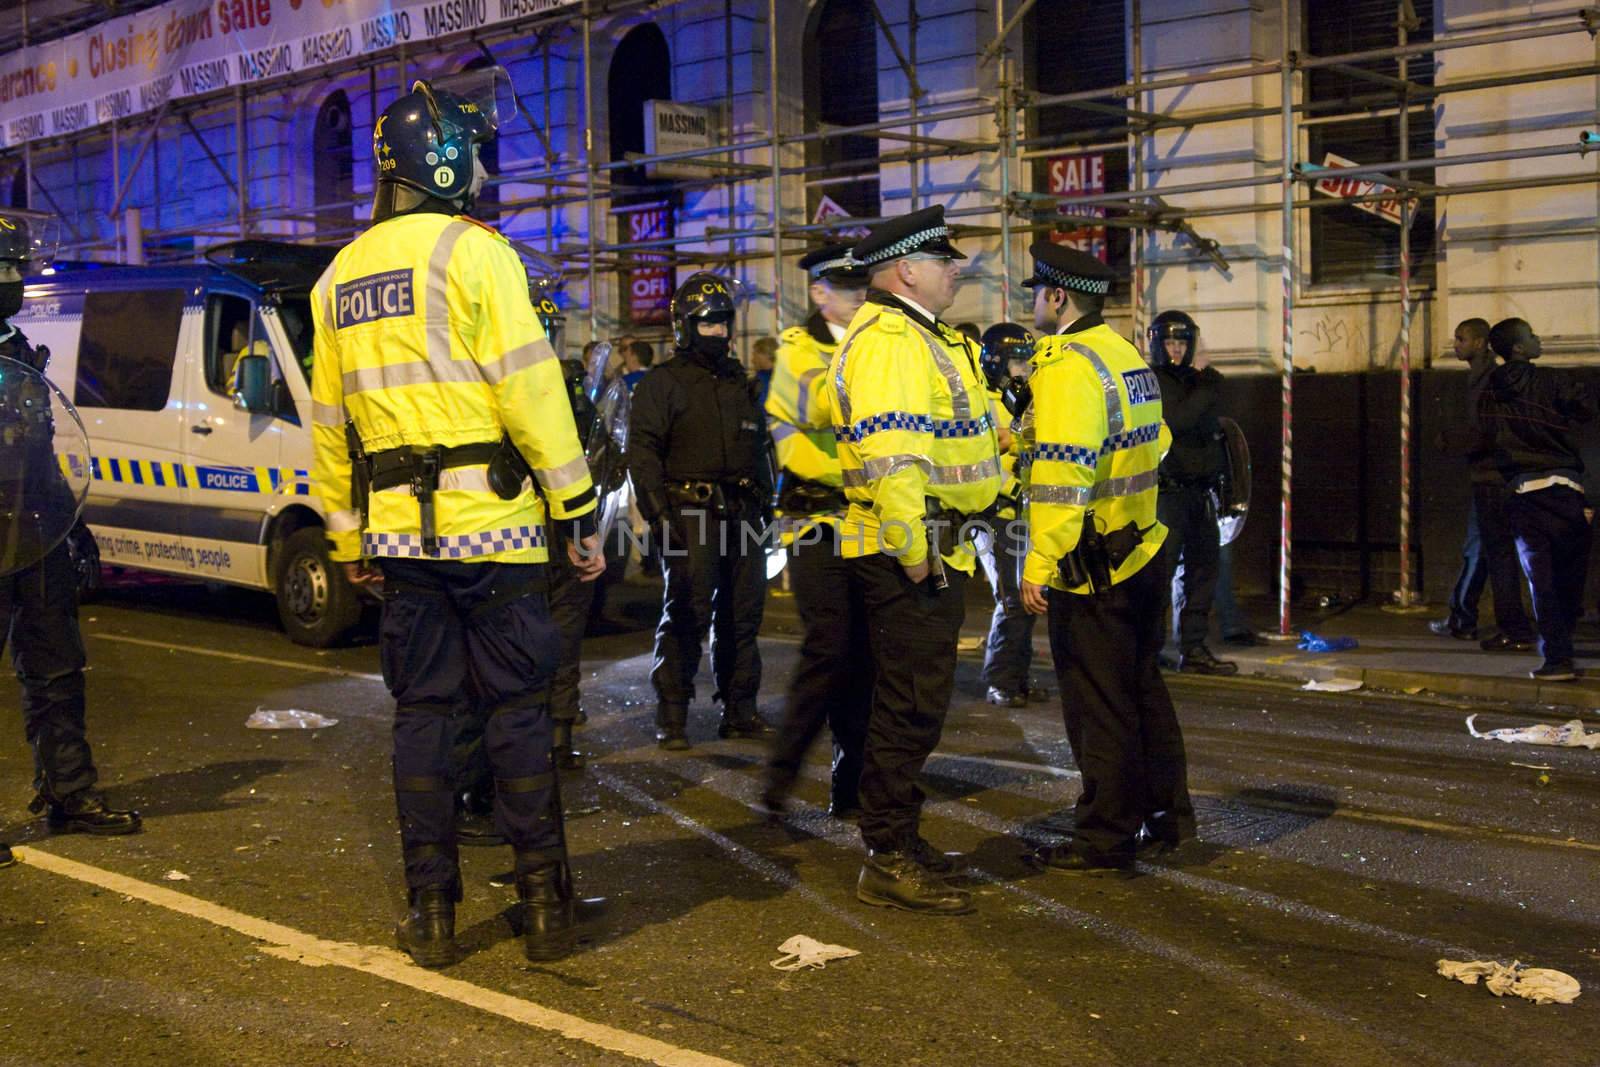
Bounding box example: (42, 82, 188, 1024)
(804, 0, 880, 227)
(608, 22, 672, 181)
(312, 91, 354, 240)
(608, 23, 675, 328)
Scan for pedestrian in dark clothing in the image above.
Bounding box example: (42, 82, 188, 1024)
(1431, 318, 1536, 650)
(629, 273, 774, 748)
(1477, 318, 1596, 681)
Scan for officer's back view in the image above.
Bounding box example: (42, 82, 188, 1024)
(310, 77, 604, 968)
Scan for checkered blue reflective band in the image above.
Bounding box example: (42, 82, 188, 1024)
(1101, 422, 1162, 453)
(834, 410, 993, 443)
(1029, 442, 1099, 467)
(857, 225, 950, 266)
(808, 255, 856, 278)
(1033, 260, 1112, 295)
(362, 525, 547, 560)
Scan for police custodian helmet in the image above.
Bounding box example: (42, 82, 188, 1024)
(1147, 309, 1199, 367)
(978, 323, 1034, 390)
(670, 272, 736, 349)
(0, 212, 32, 264)
(374, 80, 494, 205)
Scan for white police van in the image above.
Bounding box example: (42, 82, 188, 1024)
(21, 242, 363, 646)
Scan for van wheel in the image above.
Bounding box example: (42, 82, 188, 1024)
(66, 524, 102, 603)
(274, 528, 360, 647)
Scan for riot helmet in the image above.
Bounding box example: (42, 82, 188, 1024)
(373, 79, 496, 210)
(670, 272, 737, 352)
(0, 212, 33, 324)
(978, 323, 1035, 390)
(1148, 309, 1199, 368)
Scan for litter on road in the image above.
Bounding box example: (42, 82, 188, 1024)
(1465, 715, 1600, 750)
(1297, 632, 1359, 653)
(1302, 678, 1363, 693)
(1436, 959, 1581, 1005)
(770, 935, 859, 971)
(246, 708, 340, 730)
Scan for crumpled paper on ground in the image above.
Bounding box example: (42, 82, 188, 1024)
(1437, 958, 1581, 1005)
(1302, 678, 1363, 693)
(770, 935, 859, 971)
(1465, 715, 1600, 750)
(246, 708, 339, 730)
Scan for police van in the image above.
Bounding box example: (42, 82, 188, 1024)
(20, 242, 363, 646)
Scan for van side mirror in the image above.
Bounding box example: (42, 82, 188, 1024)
(233, 353, 273, 414)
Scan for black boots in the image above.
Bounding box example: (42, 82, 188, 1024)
(856, 849, 974, 915)
(656, 703, 690, 751)
(396, 885, 457, 969)
(718, 702, 774, 740)
(552, 721, 586, 770)
(0, 842, 13, 868)
(513, 863, 577, 962)
(39, 790, 141, 835)
(1178, 645, 1238, 676)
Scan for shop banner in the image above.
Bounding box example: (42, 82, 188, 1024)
(620, 201, 673, 327)
(1310, 152, 1415, 225)
(0, 0, 578, 149)
(1045, 152, 1107, 262)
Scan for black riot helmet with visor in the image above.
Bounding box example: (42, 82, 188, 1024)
(1148, 309, 1199, 368)
(371, 68, 513, 214)
(670, 272, 737, 352)
(978, 322, 1035, 391)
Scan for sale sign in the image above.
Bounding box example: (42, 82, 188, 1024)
(622, 202, 673, 327)
(1310, 152, 1416, 225)
(1045, 152, 1107, 262)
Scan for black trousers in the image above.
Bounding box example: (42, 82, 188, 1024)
(1505, 485, 1592, 663)
(1470, 482, 1536, 641)
(1047, 557, 1194, 863)
(1157, 486, 1220, 651)
(854, 553, 967, 852)
(651, 507, 766, 715)
(2, 540, 95, 803)
(978, 516, 1037, 693)
(378, 559, 563, 892)
(767, 527, 871, 808)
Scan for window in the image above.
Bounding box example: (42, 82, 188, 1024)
(804, 0, 880, 225)
(1304, 0, 1436, 286)
(312, 91, 354, 240)
(607, 24, 675, 327)
(74, 290, 184, 411)
(204, 294, 255, 397)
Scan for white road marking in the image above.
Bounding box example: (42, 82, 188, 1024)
(14, 846, 745, 1067)
(88, 632, 384, 682)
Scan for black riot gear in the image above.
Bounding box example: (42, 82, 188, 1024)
(670, 272, 737, 352)
(1148, 310, 1199, 368)
(978, 323, 1034, 391)
(373, 80, 495, 208)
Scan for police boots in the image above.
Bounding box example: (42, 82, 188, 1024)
(38, 790, 141, 835)
(513, 863, 577, 962)
(552, 721, 585, 770)
(718, 701, 774, 740)
(856, 850, 974, 915)
(656, 703, 690, 751)
(396, 885, 457, 969)
(1178, 645, 1238, 676)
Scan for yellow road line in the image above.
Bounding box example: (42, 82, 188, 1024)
(14, 847, 745, 1067)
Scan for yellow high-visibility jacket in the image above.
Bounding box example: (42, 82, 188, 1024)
(310, 212, 596, 565)
(768, 312, 844, 543)
(1020, 318, 1170, 592)
(987, 387, 1023, 521)
(827, 293, 1003, 572)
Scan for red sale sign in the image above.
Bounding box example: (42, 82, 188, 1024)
(1310, 152, 1415, 225)
(623, 203, 673, 327)
(1045, 152, 1107, 262)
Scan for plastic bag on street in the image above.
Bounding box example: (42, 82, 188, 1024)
(1466, 715, 1600, 750)
(1302, 678, 1363, 693)
(1297, 631, 1358, 653)
(1437, 958, 1581, 1005)
(246, 707, 339, 730)
(770, 935, 859, 971)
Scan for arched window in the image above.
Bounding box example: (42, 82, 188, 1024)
(607, 24, 674, 328)
(7, 163, 26, 209)
(1023, 0, 1128, 271)
(462, 56, 502, 222)
(607, 23, 671, 181)
(312, 90, 354, 240)
(804, 0, 880, 226)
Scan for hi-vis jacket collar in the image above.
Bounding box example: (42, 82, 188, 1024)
(1033, 320, 1118, 370)
(865, 289, 948, 338)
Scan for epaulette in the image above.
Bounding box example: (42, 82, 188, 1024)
(877, 307, 905, 334)
(781, 325, 811, 344)
(457, 215, 508, 242)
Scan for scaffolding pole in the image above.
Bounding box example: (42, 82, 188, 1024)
(767, 0, 784, 330)
(1393, 0, 1420, 610)
(1129, 0, 1145, 345)
(995, 0, 1014, 316)
(582, 4, 598, 343)
(1279, 0, 1296, 638)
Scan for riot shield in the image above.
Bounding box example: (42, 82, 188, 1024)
(0, 356, 91, 576)
(583, 341, 616, 403)
(585, 376, 633, 547)
(1214, 415, 1251, 546)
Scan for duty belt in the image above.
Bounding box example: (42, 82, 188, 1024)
(666, 478, 761, 517)
(364, 440, 504, 556)
(778, 475, 847, 516)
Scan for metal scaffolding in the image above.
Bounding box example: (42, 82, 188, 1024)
(6, 0, 1600, 631)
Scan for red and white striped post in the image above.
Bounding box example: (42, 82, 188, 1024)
(1278, 8, 1295, 637)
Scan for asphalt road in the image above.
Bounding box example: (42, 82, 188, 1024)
(2, 574, 1597, 1066)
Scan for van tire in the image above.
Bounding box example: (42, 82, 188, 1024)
(274, 527, 360, 647)
(66, 524, 103, 603)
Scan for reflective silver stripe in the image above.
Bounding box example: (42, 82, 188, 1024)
(326, 508, 362, 533)
(343, 356, 481, 396)
(374, 468, 501, 494)
(909, 323, 973, 421)
(841, 453, 1002, 487)
(830, 314, 881, 426)
(311, 399, 345, 427)
(535, 452, 590, 491)
(770, 420, 800, 442)
(795, 367, 825, 424)
(1027, 468, 1158, 507)
(1029, 484, 1092, 505)
(1066, 342, 1124, 437)
(425, 220, 476, 368)
(482, 337, 557, 386)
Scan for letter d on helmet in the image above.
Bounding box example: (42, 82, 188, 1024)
(373, 80, 495, 206)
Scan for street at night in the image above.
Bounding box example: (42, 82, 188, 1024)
(3, 577, 1595, 1066)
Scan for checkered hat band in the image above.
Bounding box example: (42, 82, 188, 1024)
(809, 255, 855, 278)
(859, 225, 950, 266)
(1035, 261, 1111, 295)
